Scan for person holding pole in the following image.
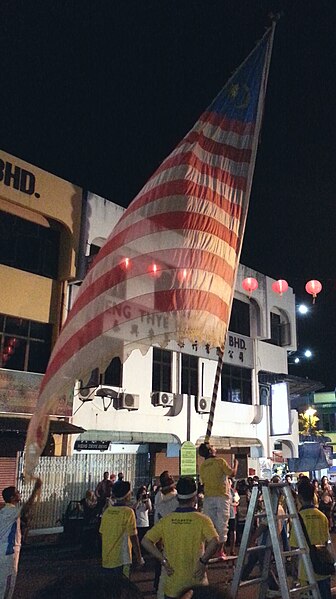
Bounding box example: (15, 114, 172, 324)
(198, 442, 238, 559)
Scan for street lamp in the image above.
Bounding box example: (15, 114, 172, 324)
(298, 304, 309, 315)
(304, 406, 317, 436)
(288, 349, 313, 365)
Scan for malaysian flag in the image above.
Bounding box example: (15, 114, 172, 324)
(25, 25, 275, 475)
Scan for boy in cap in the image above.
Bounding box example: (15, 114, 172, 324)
(198, 442, 238, 559)
(142, 476, 219, 599)
(99, 480, 143, 577)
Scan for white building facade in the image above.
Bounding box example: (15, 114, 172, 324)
(70, 192, 299, 479)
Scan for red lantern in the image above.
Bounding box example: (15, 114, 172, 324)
(305, 279, 322, 303)
(120, 257, 131, 271)
(272, 279, 288, 296)
(242, 277, 258, 295)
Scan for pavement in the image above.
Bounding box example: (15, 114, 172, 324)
(14, 531, 336, 598)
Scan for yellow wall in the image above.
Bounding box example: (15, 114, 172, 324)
(0, 149, 83, 279)
(0, 264, 61, 324)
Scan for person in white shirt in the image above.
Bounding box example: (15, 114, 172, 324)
(134, 485, 152, 543)
(0, 478, 42, 599)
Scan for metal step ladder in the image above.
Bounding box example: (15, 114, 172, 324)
(230, 481, 321, 599)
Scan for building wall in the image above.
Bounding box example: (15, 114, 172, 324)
(70, 194, 300, 473)
(0, 150, 82, 442)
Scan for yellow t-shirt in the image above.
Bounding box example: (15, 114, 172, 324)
(99, 505, 136, 568)
(145, 508, 218, 597)
(200, 457, 233, 497)
(290, 507, 330, 582)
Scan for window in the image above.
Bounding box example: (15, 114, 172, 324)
(267, 312, 291, 347)
(0, 314, 52, 373)
(181, 353, 198, 396)
(82, 357, 123, 388)
(104, 357, 122, 387)
(152, 348, 172, 392)
(228, 299, 250, 336)
(221, 364, 252, 404)
(0, 211, 60, 279)
(320, 412, 336, 433)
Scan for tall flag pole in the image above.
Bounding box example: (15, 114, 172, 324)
(204, 18, 277, 443)
(25, 20, 277, 476)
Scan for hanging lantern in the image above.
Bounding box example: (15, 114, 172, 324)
(272, 279, 288, 296)
(242, 277, 258, 295)
(305, 279, 322, 303)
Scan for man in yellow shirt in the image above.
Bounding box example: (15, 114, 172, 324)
(290, 480, 332, 599)
(99, 480, 143, 577)
(142, 476, 219, 599)
(199, 442, 238, 558)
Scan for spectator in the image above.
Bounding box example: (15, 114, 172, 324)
(154, 473, 178, 523)
(312, 479, 320, 506)
(198, 442, 238, 559)
(112, 472, 125, 498)
(290, 480, 332, 599)
(0, 477, 42, 599)
(226, 477, 239, 556)
(95, 471, 113, 513)
(153, 473, 179, 597)
(133, 485, 152, 543)
(235, 479, 249, 544)
(142, 476, 219, 599)
(99, 480, 143, 577)
(80, 490, 100, 555)
(319, 489, 333, 531)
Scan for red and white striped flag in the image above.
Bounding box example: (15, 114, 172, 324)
(25, 26, 275, 475)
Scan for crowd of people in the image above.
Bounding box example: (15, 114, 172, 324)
(1, 451, 336, 599)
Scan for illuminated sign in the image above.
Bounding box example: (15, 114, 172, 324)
(270, 382, 291, 436)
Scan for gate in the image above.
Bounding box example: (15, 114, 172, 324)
(17, 452, 149, 529)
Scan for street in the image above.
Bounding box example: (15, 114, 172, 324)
(14, 532, 336, 598)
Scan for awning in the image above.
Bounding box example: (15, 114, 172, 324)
(287, 442, 329, 472)
(75, 430, 179, 444)
(258, 372, 324, 398)
(196, 436, 263, 449)
(0, 416, 85, 435)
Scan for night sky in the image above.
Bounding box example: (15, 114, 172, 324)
(1, 1, 335, 390)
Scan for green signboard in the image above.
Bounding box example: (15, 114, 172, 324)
(180, 441, 197, 476)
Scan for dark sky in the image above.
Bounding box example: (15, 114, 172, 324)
(1, 1, 336, 390)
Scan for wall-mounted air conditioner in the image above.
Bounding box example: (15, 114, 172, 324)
(78, 387, 97, 402)
(115, 392, 139, 410)
(152, 392, 175, 407)
(196, 396, 211, 413)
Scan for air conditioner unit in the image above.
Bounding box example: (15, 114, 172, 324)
(196, 396, 211, 413)
(259, 384, 271, 406)
(152, 392, 175, 407)
(115, 392, 139, 410)
(78, 387, 97, 402)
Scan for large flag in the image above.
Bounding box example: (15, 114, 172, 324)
(25, 25, 275, 475)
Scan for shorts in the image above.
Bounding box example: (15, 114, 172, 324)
(203, 495, 230, 543)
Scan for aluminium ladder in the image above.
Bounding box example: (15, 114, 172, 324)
(231, 481, 321, 599)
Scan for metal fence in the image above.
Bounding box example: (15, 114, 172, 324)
(17, 452, 149, 529)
